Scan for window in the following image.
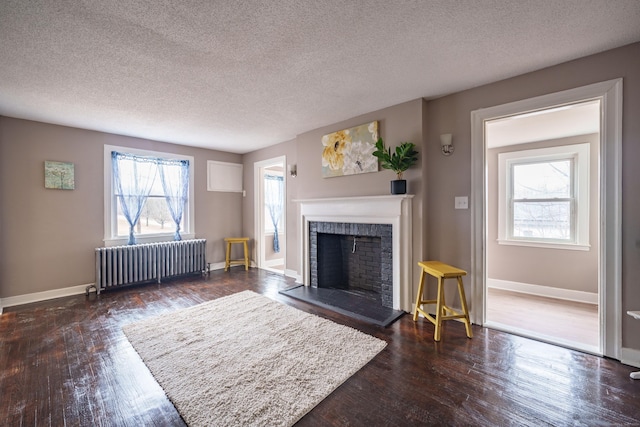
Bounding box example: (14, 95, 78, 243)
(498, 143, 590, 250)
(263, 174, 284, 233)
(104, 145, 195, 245)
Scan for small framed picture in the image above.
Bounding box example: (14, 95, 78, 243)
(44, 161, 75, 190)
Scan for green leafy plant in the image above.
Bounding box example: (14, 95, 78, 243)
(372, 138, 418, 180)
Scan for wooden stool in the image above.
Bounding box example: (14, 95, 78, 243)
(224, 237, 249, 271)
(413, 261, 473, 341)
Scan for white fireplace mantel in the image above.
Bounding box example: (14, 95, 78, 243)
(295, 195, 414, 312)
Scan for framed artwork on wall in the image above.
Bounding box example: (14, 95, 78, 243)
(44, 161, 75, 190)
(321, 121, 379, 178)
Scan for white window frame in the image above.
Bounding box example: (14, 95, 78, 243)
(498, 143, 590, 250)
(103, 145, 195, 246)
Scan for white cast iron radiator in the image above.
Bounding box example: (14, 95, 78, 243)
(92, 239, 207, 294)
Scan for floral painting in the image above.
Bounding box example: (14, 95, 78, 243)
(322, 121, 379, 178)
(44, 161, 75, 190)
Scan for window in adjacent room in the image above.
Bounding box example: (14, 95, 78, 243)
(498, 143, 590, 250)
(263, 172, 284, 252)
(104, 145, 195, 245)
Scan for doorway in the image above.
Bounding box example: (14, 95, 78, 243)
(470, 79, 622, 359)
(254, 156, 286, 273)
(484, 100, 600, 353)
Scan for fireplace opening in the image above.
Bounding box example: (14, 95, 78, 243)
(309, 221, 393, 308)
(317, 233, 382, 305)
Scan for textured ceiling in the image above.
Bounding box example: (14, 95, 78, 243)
(1, 1, 639, 154)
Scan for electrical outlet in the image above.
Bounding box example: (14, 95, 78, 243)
(455, 196, 468, 210)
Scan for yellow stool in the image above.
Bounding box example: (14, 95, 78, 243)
(413, 261, 473, 341)
(224, 237, 250, 271)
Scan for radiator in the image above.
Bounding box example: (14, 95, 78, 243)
(93, 239, 207, 294)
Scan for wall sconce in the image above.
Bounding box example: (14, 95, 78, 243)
(440, 133, 453, 156)
(288, 164, 297, 177)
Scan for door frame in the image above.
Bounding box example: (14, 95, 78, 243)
(470, 78, 622, 359)
(253, 156, 287, 272)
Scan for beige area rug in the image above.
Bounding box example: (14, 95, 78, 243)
(122, 290, 387, 426)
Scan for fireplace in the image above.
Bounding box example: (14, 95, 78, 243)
(310, 221, 393, 308)
(296, 195, 414, 312)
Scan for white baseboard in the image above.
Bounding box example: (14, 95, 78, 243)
(207, 261, 258, 271)
(1, 283, 93, 309)
(208, 261, 226, 271)
(621, 347, 640, 369)
(264, 258, 284, 268)
(285, 269, 302, 283)
(0, 262, 283, 311)
(487, 278, 598, 304)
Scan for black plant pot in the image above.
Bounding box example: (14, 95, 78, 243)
(390, 179, 407, 195)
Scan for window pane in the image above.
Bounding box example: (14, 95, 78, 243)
(513, 201, 571, 240)
(513, 160, 571, 199)
(114, 158, 158, 195)
(114, 158, 167, 197)
(116, 196, 183, 236)
(264, 174, 284, 233)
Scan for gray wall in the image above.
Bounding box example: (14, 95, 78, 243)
(243, 99, 426, 285)
(0, 117, 242, 297)
(244, 42, 640, 352)
(426, 42, 640, 350)
(487, 134, 599, 293)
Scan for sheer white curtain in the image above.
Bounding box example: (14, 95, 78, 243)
(112, 152, 157, 245)
(264, 175, 284, 253)
(158, 159, 190, 241)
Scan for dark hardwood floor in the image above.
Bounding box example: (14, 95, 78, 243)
(1, 268, 639, 426)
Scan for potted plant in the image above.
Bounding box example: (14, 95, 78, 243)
(372, 138, 419, 194)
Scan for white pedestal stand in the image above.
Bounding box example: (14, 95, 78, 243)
(628, 311, 640, 380)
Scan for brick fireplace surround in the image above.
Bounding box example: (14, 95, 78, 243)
(296, 195, 414, 312)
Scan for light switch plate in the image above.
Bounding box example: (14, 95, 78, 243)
(455, 196, 468, 209)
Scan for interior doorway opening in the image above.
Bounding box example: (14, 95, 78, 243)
(254, 157, 286, 274)
(470, 79, 623, 360)
(484, 100, 601, 354)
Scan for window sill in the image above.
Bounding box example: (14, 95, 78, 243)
(497, 239, 590, 251)
(104, 233, 196, 247)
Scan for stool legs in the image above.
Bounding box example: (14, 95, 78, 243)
(413, 268, 426, 321)
(413, 271, 472, 341)
(225, 241, 232, 271)
(225, 238, 250, 272)
(243, 240, 249, 271)
(457, 276, 473, 338)
(434, 277, 445, 341)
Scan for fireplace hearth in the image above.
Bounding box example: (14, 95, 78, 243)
(279, 285, 404, 326)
